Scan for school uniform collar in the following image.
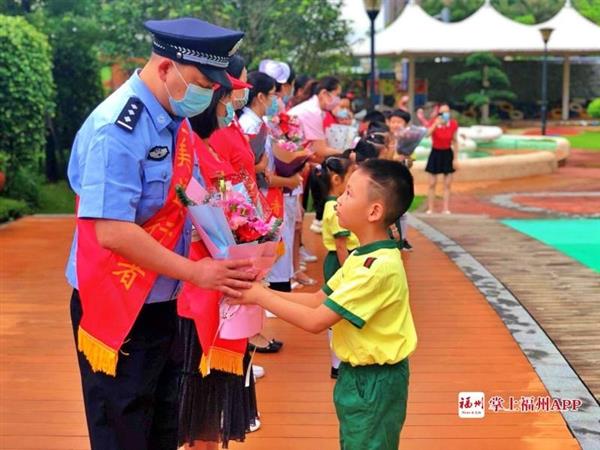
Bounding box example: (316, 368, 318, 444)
(130, 70, 176, 133)
(353, 239, 397, 256)
(242, 106, 264, 124)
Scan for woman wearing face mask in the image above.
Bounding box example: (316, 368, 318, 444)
(425, 103, 458, 214)
(209, 56, 259, 187)
(288, 76, 343, 161)
(177, 83, 261, 450)
(288, 76, 343, 259)
(287, 74, 314, 109)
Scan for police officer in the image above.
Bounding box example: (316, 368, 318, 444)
(65, 18, 254, 450)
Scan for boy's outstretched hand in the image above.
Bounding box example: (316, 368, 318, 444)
(226, 281, 266, 306)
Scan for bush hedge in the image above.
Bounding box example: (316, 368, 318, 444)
(0, 14, 55, 205)
(0, 197, 30, 223)
(587, 98, 600, 119)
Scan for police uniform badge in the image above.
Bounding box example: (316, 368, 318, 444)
(148, 146, 170, 161)
(116, 98, 144, 132)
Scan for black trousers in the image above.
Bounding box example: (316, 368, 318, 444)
(70, 290, 181, 450)
(304, 169, 325, 221)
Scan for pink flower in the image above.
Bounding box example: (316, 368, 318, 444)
(229, 212, 248, 230)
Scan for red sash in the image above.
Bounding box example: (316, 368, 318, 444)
(75, 121, 194, 376)
(177, 240, 248, 376)
(177, 133, 249, 377)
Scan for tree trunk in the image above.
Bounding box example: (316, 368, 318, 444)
(481, 102, 490, 123)
(45, 116, 60, 182)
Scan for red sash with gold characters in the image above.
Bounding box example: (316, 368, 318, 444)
(75, 120, 194, 376)
(177, 134, 248, 377)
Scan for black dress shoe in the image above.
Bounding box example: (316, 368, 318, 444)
(249, 340, 283, 354)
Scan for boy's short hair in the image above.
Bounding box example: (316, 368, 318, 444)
(363, 110, 386, 124)
(366, 121, 389, 135)
(359, 159, 414, 226)
(347, 139, 378, 163)
(390, 109, 411, 123)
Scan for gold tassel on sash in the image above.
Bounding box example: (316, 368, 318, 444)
(77, 327, 119, 376)
(199, 348, 244, 377)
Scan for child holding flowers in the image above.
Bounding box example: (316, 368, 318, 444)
(228, 159, 417, 450)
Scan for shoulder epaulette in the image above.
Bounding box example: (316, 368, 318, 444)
(115, 97, 144, 132)
(364, 257, 377, 269)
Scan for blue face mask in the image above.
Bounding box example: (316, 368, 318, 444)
(218, 101, 235, 128)
(232, 88, 249, 110)
(441, 112, 451, 122)
(266, 96, 279, 117)
(166, 64, 214, 118)
(336, 108, 350, 119)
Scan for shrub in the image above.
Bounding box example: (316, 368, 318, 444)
(0, 197, 30, 223)
(587, 98, 600, 119)
(0, 15, 55, 204)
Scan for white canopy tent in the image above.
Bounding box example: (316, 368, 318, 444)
(352, 0, 600, 119)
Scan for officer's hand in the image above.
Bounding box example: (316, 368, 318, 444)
(190, 258, 256, 298)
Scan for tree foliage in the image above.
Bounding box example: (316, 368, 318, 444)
(451, 52, 515, 121)
(96, 0, 351, 75)
(420, 0, 600, 25)
(0, 14, 55, 204)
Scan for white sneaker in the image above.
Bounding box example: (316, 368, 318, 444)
(248, 417, 261, 432)
(309, 219, 322, 234)
(300, 246, 318, 263)
(252, 365, 265, 379)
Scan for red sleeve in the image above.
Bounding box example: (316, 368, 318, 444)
(323, 111, 337, 130)
(209, 128, 239, 169)
(451, 120, 459, 134)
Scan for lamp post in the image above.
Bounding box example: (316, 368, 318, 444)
(539, 27, 554, 135)
(364, 0, 381, 105)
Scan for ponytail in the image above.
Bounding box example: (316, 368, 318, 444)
(312, 156, 353, 198)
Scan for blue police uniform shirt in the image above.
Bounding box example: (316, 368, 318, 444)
(65, 70, 193, 303)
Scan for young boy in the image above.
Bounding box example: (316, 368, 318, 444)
(228, 159, 417, 450)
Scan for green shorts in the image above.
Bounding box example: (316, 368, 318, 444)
(334, 359, 409, 450)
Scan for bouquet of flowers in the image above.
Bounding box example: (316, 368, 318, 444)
(326, 123, 358, 151)
(267, 112, 313, 183)
(395, 125, 428, 156)
(177, 178, 282, 339)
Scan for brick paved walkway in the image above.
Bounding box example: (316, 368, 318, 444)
(0, 216, 581, 449)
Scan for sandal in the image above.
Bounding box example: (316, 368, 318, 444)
(293, 271, 317, 286)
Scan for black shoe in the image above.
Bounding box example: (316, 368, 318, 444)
(249, 339, 283, 354)
(402, 239, 413, 252)
(330, 367, 339, 379)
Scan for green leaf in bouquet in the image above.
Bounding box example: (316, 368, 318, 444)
(175, 185, 196, 207)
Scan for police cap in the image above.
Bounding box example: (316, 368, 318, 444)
(144, 17, 244, 88)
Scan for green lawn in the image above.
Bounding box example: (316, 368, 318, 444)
(37, 181, 75, 214)
(566, 131, 600, 150)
